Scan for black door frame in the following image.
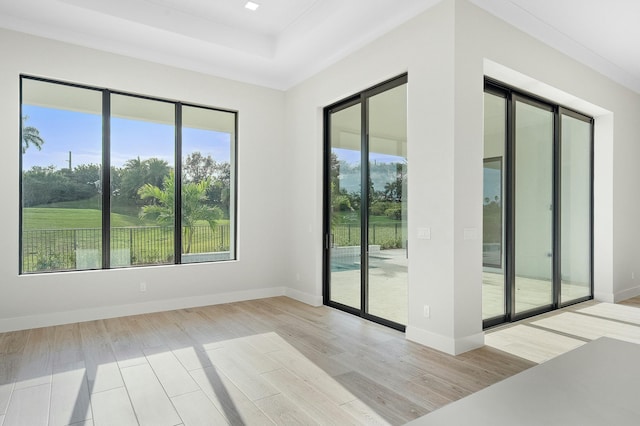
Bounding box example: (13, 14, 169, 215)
(323, 74, 408, 332)
(483, 79, 594, 329)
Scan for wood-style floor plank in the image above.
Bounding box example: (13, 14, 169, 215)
(119, 363, 181, 426)
(49, 361, 92, 426)
(0, 355, 20, 416)
(254, 393, 320, 426)
(188, 365, 274, 425)
(3, 383, 50, 426)
(14, 328, 53, 391)
(261, 367, 362, 425)
(103, 317, 148, 369)
(90, 387, 137, 426)
(485, 324, 586, 363)
(143, 347, 199, 398)
(0, 331, 29, 356)
(268, 346, 355, 405)
(533, 312, 640, 343)
(619, 295, 640, 308)
(1, 296, 638, 425)
(78, 320, 125, 395)
(171, 390, 227, 426)
(340, 399, 392, 426)
(333, 371, 429, 425)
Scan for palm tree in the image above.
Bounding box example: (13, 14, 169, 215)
(138, 171, 222, 253)
(144, 157, 171, 189)
(22, 115, 45, 154)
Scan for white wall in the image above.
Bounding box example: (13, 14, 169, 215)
(3, 0, 640, 352)
(285, 0, 474, 353)
(454, 0, 640, 305)
(0, 29, 288, 331)
(285, 0, 640, 354)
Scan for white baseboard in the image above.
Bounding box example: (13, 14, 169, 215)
(0, 286, 287, 333)
(594, 291, 615, 303)
(406, 326, 484, 355)
(595, 284, 640, 304)
(614, 285, 640, 303)
(284, 287, 323, 306)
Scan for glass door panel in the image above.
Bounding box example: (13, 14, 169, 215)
(514, 100, 554, 314)
(328, 102, 362, 310)
(482, 92, 506, 320)
(367, 84, 408, 325)
(560, 114, 592, 303)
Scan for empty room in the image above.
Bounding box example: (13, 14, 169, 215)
(1, 0, 640, 425)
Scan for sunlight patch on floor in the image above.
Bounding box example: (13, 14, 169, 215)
(532, 311, 640, 344)
(485, 324, 585, 364)
(577, 302, 640, 325)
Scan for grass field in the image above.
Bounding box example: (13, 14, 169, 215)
(333, 211, 403, 224)
(23, 208, 150, 229)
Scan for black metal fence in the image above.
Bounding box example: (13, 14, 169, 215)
(22, 224, 231, 273)
(332, 222, 404, 249)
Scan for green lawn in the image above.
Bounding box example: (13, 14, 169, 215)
(24, 208, 231, 230)
(23, 208, 150, 229)
(34, 196, 151, 219)
(333, 211, 403, 224)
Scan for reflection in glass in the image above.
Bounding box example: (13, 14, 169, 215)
(329, 103, 362, 310)
(482, 92, 506, 320)
(561, 115, 591, 303)
(514, 100, 554, 314)
(182, 105, 236, 263)
(21, 79, 103, 273)
(110, 94, 175, 267)
(367, 83, 408, 325)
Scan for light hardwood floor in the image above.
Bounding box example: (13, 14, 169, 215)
(0, 295, 638, 426)
(485, 296, 640, 363)
(0, 296, 533, 426)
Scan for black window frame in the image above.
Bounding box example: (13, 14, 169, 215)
(19, 75, 238, 274)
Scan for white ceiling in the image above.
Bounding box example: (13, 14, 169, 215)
(1, 0, 639, 93)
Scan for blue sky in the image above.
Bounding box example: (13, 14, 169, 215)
(22, 105, 232, 170)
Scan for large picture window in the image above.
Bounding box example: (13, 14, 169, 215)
(20, 76, 237, 273)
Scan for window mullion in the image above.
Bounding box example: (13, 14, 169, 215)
(102, 90, 111, 269)
(175, 103, 182, 264)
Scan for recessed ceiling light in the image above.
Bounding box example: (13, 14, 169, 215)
(245, 1, 260, 11)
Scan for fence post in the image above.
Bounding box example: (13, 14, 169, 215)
(74, 229, 78, 269)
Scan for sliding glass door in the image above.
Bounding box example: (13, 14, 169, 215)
(483, 80, 593, 327)
(327, 101, 362, 311)
(324, 75, 408, 330)
(482, 91, 506, 320)
(560, 112, 593, 303)
(513, 97, 554, 314)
